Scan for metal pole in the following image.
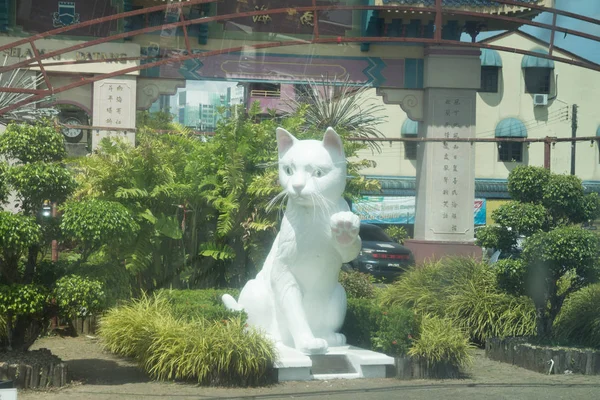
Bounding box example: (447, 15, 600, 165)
(544, 137, 552, 170)
(571, 104, 578, 175)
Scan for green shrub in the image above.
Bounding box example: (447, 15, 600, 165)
(341, 298, 380, 348)
(339, 270, 376, 299)
(99, 293, 275, 386)
(159, 289, 244, 322)
(342, 298, 418, 356)
(384, 225, 409, 244)
(0, 284, 46, 317)
(54, 275, 106, 319)
(494, 258, 526, 296)
(553, 283, 600, 348)
(67, 260, 133, 308)
(408, 315, 474, 369)
(372, 307, 418, 357)
(381, 257, 536, 342)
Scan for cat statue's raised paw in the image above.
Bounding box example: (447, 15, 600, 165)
(222, 127, 361, 355)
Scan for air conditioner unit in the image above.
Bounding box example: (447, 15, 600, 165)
(533, 93, 548, 106)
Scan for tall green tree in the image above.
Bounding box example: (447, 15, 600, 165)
(73, 123, 202, 291)
(476, 166, 600, 339)
(0, 121, 76, 350)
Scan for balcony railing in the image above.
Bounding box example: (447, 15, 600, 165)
(250, 90, 281, 98)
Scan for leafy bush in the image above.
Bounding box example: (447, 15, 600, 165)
(54, 275, 106, 319)
(381, 257, 536, 342)
(339, 270, 376, 299)
(494, 259, 526, 296)
(341, 297, 379, 349)
(66, 260, 133, 308)
(0, 284, 46, 317)
(61, 199, 140, 260)
(0, 121, 67, 164)
(522, 226, 600, 338)
(7, 162, 76, 215)
(99, 293, 275, 386)
(553, 283, 600, 349)
(342, 298, 417, 356)
(372, 307, 418, 357)
(408, 315, 473, 369)
(159, 289, 243, 322)
(384, 225, 409, 244)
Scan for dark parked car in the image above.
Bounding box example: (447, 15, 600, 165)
(344, 223, 415, 282)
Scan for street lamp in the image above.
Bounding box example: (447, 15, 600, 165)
(41, 200, 52, 218)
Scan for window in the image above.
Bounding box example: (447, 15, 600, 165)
(404, 142, 417, 161)
(524, 68, 551, 94)
(480, 66, 499, 93)
(498, 142, 523, 162)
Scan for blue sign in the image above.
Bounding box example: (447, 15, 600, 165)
(353, 196, 487, 225)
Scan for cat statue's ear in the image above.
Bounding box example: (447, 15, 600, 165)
(276, 127, 297, 158)
(322, 127, 345, 158)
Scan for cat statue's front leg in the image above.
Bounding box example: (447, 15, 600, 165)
(330, 211, 362, 263)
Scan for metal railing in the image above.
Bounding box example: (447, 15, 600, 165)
(0, 0, 597, 115)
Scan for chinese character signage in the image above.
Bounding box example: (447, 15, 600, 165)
(92, 78, 136, 150)
(431, 95, 475, 237)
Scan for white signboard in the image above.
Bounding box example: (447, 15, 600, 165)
(92, 77, 137, 150)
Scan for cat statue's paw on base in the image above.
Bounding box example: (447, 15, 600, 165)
(330, 211, 360, 246)
(297, 336, 329, 355)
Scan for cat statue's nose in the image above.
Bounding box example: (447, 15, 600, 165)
(292, 181, 305, 195)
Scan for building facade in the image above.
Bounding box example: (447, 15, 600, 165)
(352, 31, 600, 228)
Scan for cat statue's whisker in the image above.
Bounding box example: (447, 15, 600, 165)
(222, 127, 361, 356)
(267, 190, 286, 213)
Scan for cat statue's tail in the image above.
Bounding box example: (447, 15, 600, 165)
(222, 294, 244, 312)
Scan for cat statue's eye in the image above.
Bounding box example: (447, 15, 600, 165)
(314, 169, 324, 177)
(284, 166, 293, 175)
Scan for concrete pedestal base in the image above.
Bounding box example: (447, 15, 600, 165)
(274, 343, 394, 381)
(404, 239, 483, 265)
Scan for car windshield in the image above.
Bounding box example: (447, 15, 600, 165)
(359, 225, 393, 242)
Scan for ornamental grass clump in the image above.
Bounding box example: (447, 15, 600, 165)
(381, 257, 536, 343)
(99, 293, 276, 386)
(553, 283, 600, 349)
(408, 315, 474, 370)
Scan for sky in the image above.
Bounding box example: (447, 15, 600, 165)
(461, 0, 600, 64)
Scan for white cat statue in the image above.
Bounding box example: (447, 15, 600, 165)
(222, 127, 361, 355)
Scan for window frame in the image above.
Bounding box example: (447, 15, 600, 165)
(524, 67, 552, 94)
(480, 66, 500, 93)
(497, 141, 523, 163)
(404, 141, 417, 161)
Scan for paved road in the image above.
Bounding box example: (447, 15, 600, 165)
(17, 336, 600, 400)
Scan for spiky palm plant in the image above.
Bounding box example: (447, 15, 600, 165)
(0, 55, 58, 123)
(284, 75, 387, 152)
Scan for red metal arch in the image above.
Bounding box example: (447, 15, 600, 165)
(0, 0, 598, 115)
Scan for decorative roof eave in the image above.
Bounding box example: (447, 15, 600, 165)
(374, 0, 552, 16)
(362, 176, 600, 199)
